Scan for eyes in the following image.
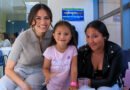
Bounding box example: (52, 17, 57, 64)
(56, 32, 70, 36)
(35, 16, 50, 21)
(86, 34, 98, 39)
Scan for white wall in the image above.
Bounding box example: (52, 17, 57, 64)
(48, 0, 94, 47)
(103, 14, 121, 46)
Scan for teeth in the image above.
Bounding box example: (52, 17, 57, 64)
(39, 26, 47, 29)
(40, 26, 46, 28)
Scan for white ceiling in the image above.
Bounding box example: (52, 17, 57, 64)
(0, 0, 47, 21)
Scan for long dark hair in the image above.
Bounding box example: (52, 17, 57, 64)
(50, 20, 77, 46)
(28, 3, 52, 26)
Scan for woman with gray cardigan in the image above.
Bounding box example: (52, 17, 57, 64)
(0, 3, 53, 90)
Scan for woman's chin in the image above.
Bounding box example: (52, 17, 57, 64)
(90, 47, 97, 51)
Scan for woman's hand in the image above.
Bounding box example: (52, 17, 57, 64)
(69, 86, 78, 90)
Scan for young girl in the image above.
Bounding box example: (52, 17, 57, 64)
(43, 20, 78, 90)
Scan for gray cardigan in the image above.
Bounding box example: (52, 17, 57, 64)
(8, 28, 52, 69)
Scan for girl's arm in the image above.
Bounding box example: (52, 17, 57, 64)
(5, 60, 32, 90)
(43, 58, 51, 84)
(71, 55, 77, 82)
(70, 55, 77, 86)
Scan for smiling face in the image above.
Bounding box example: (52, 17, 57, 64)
(53, 25, 72, 48)
(32, 9, 51, 33)
(86, 27, 105, 52)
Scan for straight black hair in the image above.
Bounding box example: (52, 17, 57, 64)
(85, 20, 109, 40)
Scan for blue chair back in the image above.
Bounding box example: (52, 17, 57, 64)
(0, 50, 5, 75)
(122, 50, 130, 77)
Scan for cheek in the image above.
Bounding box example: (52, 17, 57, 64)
(86, 38, 92, 44)
(96, 39, 104, 47)
(32, 20, 36, 26)
(48, 21, 51, 25)
(53, 34, 57, 40)
(68, 36, 72, 41)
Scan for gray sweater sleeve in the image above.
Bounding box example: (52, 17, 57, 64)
(8, 34, 23, 62)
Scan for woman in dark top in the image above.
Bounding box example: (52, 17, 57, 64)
(78, 20, 123, 90)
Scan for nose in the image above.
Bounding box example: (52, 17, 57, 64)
(60, 34, 65, 39)
(40, 18, 46, 24)
(87, 37, 94, 44)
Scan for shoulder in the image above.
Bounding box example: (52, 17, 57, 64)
(105, 41, 122, 55)
(44, 45, 55, 56)
(16, 28, 32, 41)
(4, 39, 10, 43)
(45, 45, 55, 52)
(106, 41, 122, 51)
(69, 45, 77, 52)
(78, 44, 91, 58)
(69, 45, 77, 50)
(47, 45, 54, 49)
(78, 44, 90, 53)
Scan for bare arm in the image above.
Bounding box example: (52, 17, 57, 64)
(69, 55, 78, 90)
(43, 58, 51, 84)
(70, 55, 77, 82)
(5, 60, 32, 90)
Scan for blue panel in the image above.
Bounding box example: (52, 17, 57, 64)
(93, 0, 99, 20)
(62, 8, 84, 21)
(6, 20, 29, 34)
(121, 0, 130, 49)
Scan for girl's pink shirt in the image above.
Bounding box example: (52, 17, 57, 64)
(43, 45, 77, 90)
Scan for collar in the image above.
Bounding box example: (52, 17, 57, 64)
(29, 28, 38, 42)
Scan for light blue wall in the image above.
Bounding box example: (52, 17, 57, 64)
(121, 0, 130, 49)
(93, 0, 99, 20)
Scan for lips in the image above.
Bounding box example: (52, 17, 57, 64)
(89, 43, 97, 48)
(60, 40, 66, 41)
